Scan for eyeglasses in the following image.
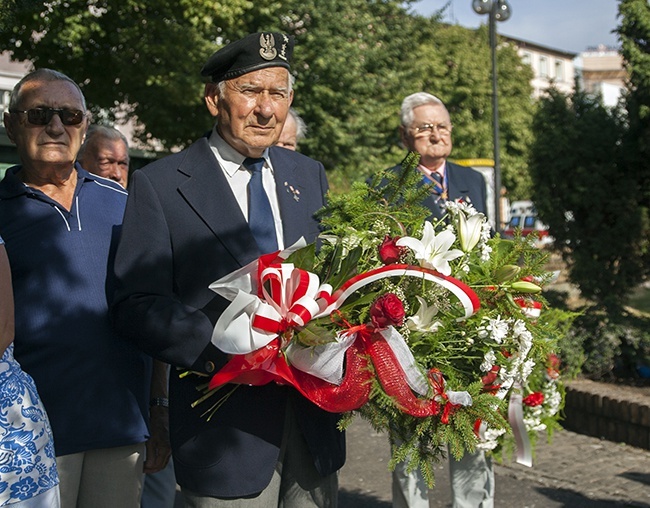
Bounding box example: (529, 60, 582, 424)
(413, 123, 452, 137)
(9, 107, 86, 126)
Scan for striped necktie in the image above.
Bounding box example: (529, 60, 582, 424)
(427, 171, 446, 199)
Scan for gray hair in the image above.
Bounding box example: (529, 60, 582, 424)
(77, 125, 129, 161)
(288, 108, 307, 142)
(9, 68, 87, 111)
(400, 92, 446, 128)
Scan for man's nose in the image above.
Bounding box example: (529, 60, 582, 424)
(255, 92, 275, 117)
(44, 113, 66, 134)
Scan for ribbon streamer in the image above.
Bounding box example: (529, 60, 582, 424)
(207, 252, 481, 414)
(508, 388, 533, 467)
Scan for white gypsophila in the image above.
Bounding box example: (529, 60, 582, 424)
(545, 383, 562, 416)
(518, 331, 533, 359)
(481, 349, 497, 372)
(520, 359, 536, 382)
(480, 242, 492, 262)
(523, 415, 546, 432)
(486, 316, 509, 344)
(320, 228, 363, 257)
(477, 326, 489, 339)
(512, 319, 528, 338)
(477, 427, 506, 450)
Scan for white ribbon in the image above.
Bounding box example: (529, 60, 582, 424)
(209, 246, 480, 385)
(285, 331, 357, 384)
(509, 388, 533, 467)
(379, 326, 430, 396)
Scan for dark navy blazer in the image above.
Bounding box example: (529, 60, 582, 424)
(110, 138, 344, 498)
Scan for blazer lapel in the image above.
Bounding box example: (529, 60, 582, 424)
(271, 150, 306, 247)
(446, 163, 470, 202)
(176, 138, 260, 265)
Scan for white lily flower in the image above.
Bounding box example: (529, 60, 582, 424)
(396, 222, 463, 275)
(406, 296, 442, 332)
(458, 212, 485, 252)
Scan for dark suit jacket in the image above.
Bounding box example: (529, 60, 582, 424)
(397, 160, 488, 219)
(110, 138, 344, 498)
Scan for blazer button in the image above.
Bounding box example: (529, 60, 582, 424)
(205, 361, 215, 373)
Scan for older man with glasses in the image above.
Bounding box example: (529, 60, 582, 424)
(0, 68, 170, 507)
(396, 92, 488, 222)
(391, 92, 492, 508)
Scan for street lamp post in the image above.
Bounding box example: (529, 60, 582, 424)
(472, 0, 511, 234)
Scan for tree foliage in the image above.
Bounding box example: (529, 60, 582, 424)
(271, 0, 434, 189)
(618, 0, 650, 209)
(529, 87, 646, 312)
(0, 0, 275, 148)
(412, 25, 535, 199)
(0, 0, 535, 197)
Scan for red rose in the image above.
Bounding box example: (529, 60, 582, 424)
(481, 365, 501, 393)
(523, 392, 545, 407)
(378, 235, 405, 265)
(370, 293, 405, 329)
(481, 365, 500, 385)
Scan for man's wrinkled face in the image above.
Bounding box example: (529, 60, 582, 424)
(81, 138, 130, 188)
(276, 114, 298, 151)
(206, 67, 293, 158)
(400, 104, 453, 170)
(3, 79, 88, 171)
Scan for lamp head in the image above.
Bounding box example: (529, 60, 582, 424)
(494, 0, 512, 22)
(472, 0, 493, 15)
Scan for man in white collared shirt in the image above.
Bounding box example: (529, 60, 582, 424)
(111, 32, 342, 508)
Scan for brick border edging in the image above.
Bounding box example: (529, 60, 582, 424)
(562, 383, 650, 450)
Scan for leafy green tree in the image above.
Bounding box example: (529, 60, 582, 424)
(269, 0, 434, 189)
(420, 25, 535, 200)
(0, 0, 276, 149)
(1, 0, 533, 199)
(617, 0, 650, 272)
(529, 87, 645, 312)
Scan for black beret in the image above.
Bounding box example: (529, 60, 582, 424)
(201, 32, 294, 83)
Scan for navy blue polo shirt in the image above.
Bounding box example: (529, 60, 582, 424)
(0, 164, 150, 456)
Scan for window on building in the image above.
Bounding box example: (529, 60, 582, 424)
(539, 57, 548, 78)
(521, 52, 532, 66)
(0, 90, 10, 116)
(555, 60, 564, 81)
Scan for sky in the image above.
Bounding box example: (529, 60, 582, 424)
(410, 0, 620, 54)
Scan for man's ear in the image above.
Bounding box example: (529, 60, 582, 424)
(3, 112, 15, 144)
(204, 83, 219, 117)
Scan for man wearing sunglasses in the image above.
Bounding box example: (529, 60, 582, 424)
(0, 68, 169, 507)
(111, 33, 342, 507)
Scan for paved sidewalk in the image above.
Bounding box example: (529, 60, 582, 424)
(339, 418, 650, 507)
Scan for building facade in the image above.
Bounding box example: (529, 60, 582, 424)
(503, 35, 577, 98)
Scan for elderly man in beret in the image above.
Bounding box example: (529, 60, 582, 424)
(110, 33, 343, 507)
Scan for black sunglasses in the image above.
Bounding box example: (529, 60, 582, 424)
(9, 107, 86, 126)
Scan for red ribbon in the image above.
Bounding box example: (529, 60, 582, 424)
(208, 262, 481, 415)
